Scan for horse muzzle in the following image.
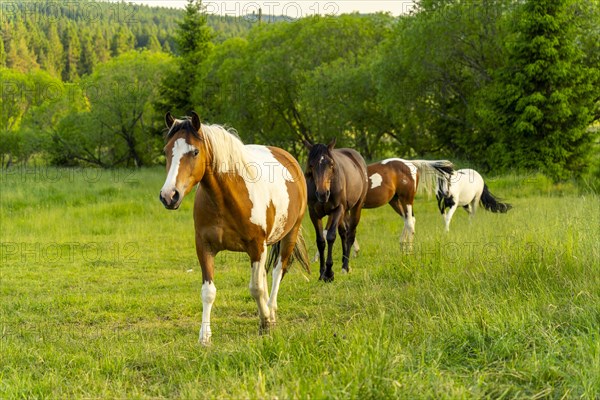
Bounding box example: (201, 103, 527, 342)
(316, 190, 330, 203)
(159, 188, 181, 210)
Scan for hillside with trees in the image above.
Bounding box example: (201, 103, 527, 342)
(1, 0, 598, 181)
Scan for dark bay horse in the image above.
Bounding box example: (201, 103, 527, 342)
(304, 139, 368, 282)
(436, 168, 512, 231)
(363, 158, 454, 251)
(159, 112, 309, 345)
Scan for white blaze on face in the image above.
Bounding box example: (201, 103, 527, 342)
(369, 173, 383, 189)
(161, 138, 196, 194)
(244, 145, 293, 243)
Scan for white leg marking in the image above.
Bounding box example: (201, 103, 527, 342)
(267, 256, 283, 323)
(199, 281, 217, 345)
(249, 246, 270, 325)
(444, 204, 458, 232)
(405, 204, 415, 252)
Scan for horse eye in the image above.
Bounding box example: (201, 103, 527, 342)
(193, 149, 199, 157)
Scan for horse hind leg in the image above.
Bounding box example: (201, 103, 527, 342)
(338, 221, 350, 273)
(404, 204, 416, 253)
(249, 241, 271, 334)
(267, 224, 301, 326)
(388, 197, 412, 253)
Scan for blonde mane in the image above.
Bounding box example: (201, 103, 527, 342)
(201, 123, 256, 179)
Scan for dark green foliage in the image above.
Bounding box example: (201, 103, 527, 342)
(0, 0, 251, 81)
(156, 0, 214, 115)
(486, 0, 599, 180)
(0, 0, 598, 179)
(195, 13, 394, 157)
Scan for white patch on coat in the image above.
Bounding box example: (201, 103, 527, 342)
(161, 138, 196, 193)
(244, 145, 293, 243)
(369, 173, 383, 189)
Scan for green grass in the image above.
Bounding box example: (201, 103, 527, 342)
(1, 167, 599, 398)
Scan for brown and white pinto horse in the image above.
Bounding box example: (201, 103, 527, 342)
(159, 112, 309, 345)
(304, 139, 368, 282)
(363, 158, 454, 250)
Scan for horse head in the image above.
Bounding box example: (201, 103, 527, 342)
(304, 138, 337, 203)
(159, 111, 208, 210)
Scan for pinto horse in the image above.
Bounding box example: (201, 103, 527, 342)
(304, 139, 368, 282)
(363, 158, 454, 250)
(436, 168, 512, 232)
(159, 112, 310, 345)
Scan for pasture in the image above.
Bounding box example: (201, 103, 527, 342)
(1, 167, 598, 398)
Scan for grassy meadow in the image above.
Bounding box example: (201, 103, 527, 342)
(0, 167, 599, 399)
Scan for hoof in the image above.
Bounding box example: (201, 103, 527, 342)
(259, 320, 276, 335)
(319, 274, 334, 282)
(341, 267, 349, 274)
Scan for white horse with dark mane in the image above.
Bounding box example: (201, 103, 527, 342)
(436, 168, 512, 232)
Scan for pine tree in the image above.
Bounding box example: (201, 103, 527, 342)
(62, 23, 81, 81)
(156, 0, 214, 115)
(493, 0, 599, 180)
(44, 24, 64, 78)
(93, 27, 111, 64)
(146, 34, 163, 52)
(0, 36, 6, 67)
(79, 30, 98, 76)
(111, 26, 135, 57)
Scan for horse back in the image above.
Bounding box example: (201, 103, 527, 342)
(333, 148, 368, 209)
(364, 161, 415, 209)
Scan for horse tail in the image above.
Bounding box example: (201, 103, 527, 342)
(409, 160, 455, 196)
(480, 184, 512, 213)
(266, 228, 311, 275)
(436, 176, 456, 214)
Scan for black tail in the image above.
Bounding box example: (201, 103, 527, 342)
(480, 184, 512, 213)
(431, 160, 455, 176)
(266, 228, 311, 275)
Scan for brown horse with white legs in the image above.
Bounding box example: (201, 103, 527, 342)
(304, 139, 368, 282)
(363, 158, 454, 251)
(159, 112, 310, 345)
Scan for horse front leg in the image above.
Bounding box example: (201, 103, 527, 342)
(197, 244, 217, 346)
(324, 207, 343, 281)
(309, 209, 326, 279)
(444, 203, 458, 232)
(249, 241, 271, 334)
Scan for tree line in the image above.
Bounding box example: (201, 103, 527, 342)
(1, 0, 598, 181)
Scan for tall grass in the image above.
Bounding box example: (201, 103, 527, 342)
(1, 167, 598, 398)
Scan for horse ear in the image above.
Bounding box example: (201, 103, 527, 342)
(165, 112, 175, 128)
(327, 137, 336, 151)
(191, 111, 201, 132)
(303, 140, 313, 150)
